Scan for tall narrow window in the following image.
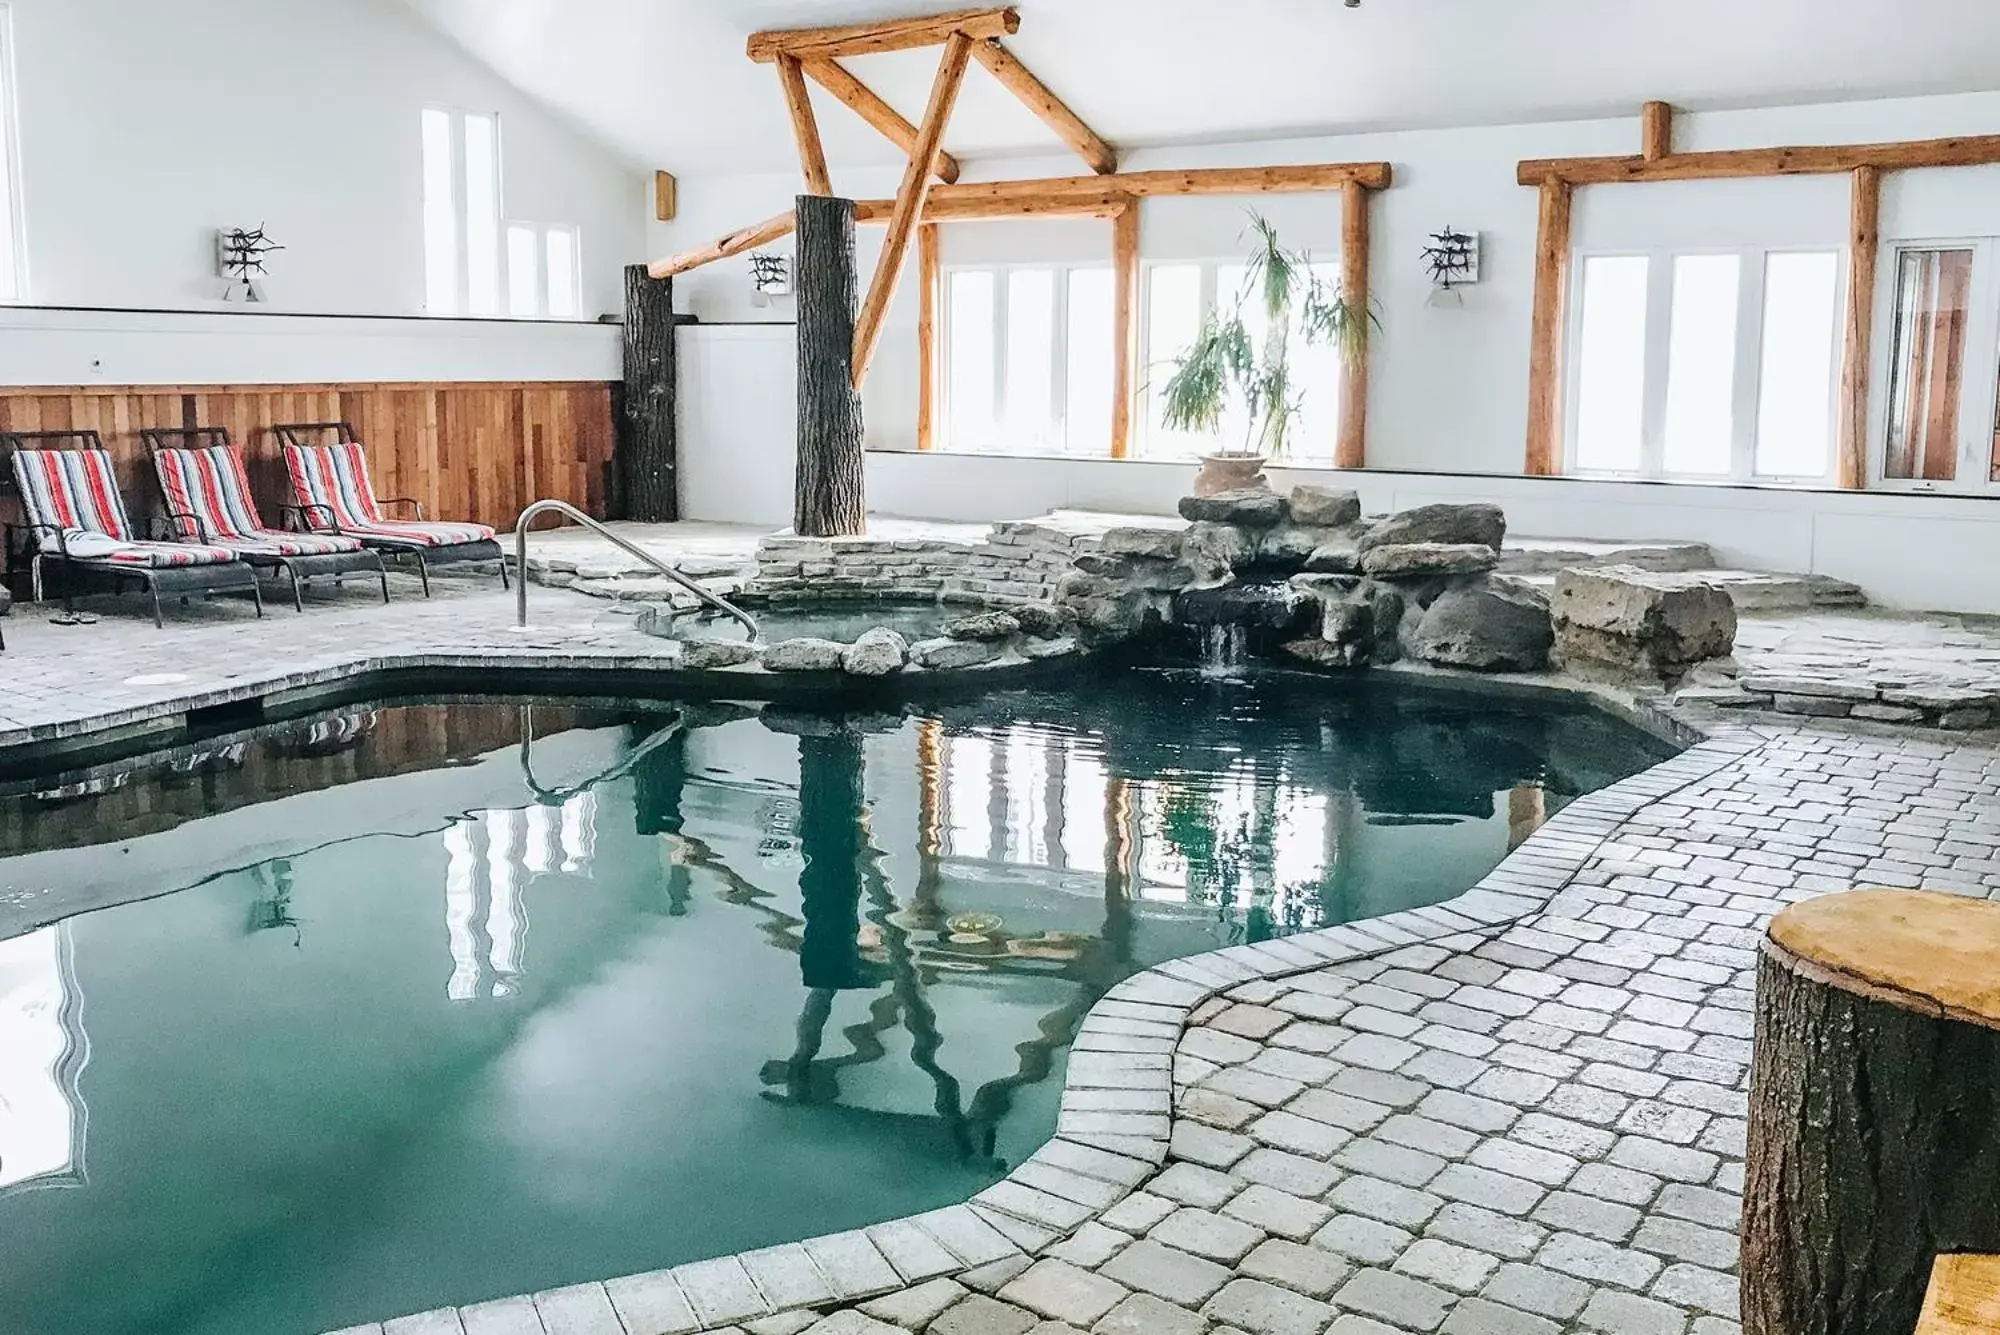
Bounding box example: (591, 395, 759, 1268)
(1065, 269, 1114, 453)
(0, 4, 21, 302)
(1572, 256, 1649, 472)
(545, 227, 579, 319)
(1003, 269, 1056, 451)
(1662, 255, 1740, 476)
(421, 109, 459, 314)
(1754, 252, 1841, 478)
(1142, 264, 1207, 459)
(462, 113, 500, 316)
(1883, 247, 1973, 482)
(947, 271, 997, 450)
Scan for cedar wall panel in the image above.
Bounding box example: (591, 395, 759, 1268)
(0, 381, 615, 532)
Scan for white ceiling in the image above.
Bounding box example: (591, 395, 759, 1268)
(402, 0, 2000, 176)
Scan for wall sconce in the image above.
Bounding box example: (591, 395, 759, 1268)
(1420, 227, 1480, 308)
(216, 224, 282, 302)
(749, 251, 792, 307)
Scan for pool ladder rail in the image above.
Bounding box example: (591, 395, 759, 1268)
(513, 500, 759, 641)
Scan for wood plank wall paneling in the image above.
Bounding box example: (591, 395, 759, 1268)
(0, 381, 615, 534)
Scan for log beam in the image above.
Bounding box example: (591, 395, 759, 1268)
(1523, 178, 1573, 476)
(749, 6, 1017, 63)
(800, 58, 962, 183)
(917, 223, 939, 451)
(1641, 100, 1673, 160)
(1519, 133, 2000, 185)
(1837, 165, 1881, 491)
(1336, 179, 1370, 470)
(853, 32, 974, 389)
(649, 162, 1396, 278)
(1743, 891, 2000, 1335)
(776, 55, 833, 196)
(1920, 1255, 2000, 1335)
(970, 39, 1115, 174)
(1110, 199, 1139, 460)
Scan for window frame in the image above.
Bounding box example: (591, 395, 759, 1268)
(0, 4, 27, 304)
(940, 260, 1110, 456)
(502, 220, 584, 320)
(1563, 243, 1845, 486)
(1867, 235, 2000, 496)
(421, 105, 506, 319)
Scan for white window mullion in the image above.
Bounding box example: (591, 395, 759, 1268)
(1730, 249, 1768, 481)
(1051, 268, 1071, 454)
(1639, 250, 1675, 478)
(1960, 240, 2000, 492)
(991, 267, 1009, 447)
(451, 116, 472, 317)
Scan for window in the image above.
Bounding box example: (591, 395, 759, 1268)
(1141, 260, 1344, 461)
(942, 265, 1111, 454)
(1567, 246, 1841, 481)
(1883, 247, 1974, 483)
(0, 4, 24, 302)
(422, 108, 582, 319)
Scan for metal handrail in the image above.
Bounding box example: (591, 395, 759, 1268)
(517, 703, 688, 805)
(514, 499, 758, 640)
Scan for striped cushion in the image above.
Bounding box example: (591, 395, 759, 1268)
(156, 445, 363, 556)
(52, 534, 238, 567)
(284, 440, 496, 547)
(11, 448, 136, 547)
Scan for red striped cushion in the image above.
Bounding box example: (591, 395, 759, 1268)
(335, 519, 497, 548)
(155, 445, 266, 540)
(212, 532, 364, 558)
(283, 441, 386, 529)
(11, 448, 135, 545)
(57, 535, 238, 567)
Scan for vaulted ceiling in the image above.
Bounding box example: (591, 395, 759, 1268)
(402, 0, 2000, 176)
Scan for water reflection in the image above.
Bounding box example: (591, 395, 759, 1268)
(0, 923, 89, 1196)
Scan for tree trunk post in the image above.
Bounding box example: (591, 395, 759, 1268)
(1742, 890, 2000, 1335)
(619, 264, 679, 522)
(794, 195, 866, 537)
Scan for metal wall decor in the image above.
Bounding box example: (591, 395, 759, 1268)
(216, 225, 283, 302)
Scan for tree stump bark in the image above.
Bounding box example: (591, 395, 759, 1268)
(794, 195, 866, 538)
(1742, 890, 2000, 1335)
(619, 264, 680, 522)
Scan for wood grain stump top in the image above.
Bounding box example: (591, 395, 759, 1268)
(1766, 889, 2000, 1030)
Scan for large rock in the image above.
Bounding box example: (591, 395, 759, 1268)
(910, 636, 1006, 670)
(1552, 564, 1737, 679)
(1178, 487, 1289, 528)
(1009, 603, 1067, 639)
(943, 611, 1020, 642)
(1099, 527, 1185, 561)
(679, 637, 760, 670)
(1255, 525, 1322, 571)
(1303, 533, 1362, 574)
(1359, 542, 1500, 579)
(1074, 552, 1194, 590)
(1181, 521, 1258, 580)
(1288, 485, 1362, 528)
(1408, 580, 1554, 672)
(1366, 583, 1407, 663)
(840, 627, 909, 677)
(761, 637, 847, 672)
(1358, 503, 1506, 554)
(1173, 583, 1317, 634)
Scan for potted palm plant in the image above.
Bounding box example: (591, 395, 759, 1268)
(1159, 214, 1370, 496)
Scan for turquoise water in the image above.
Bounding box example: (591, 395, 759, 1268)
(0, 670, 1673, 1335)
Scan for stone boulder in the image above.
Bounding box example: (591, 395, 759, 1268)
(1099, 527, 1185, 561)
(1408, 580, 1554, 672)
(679, 637, 760, 670)
(1178, 487, 1289, 528)
(1173, 584, 1318, 635)
(1055, 572, 1163, 647)
(943, 611, 1020, 642)
(1552, 565, 1737, 679)
(1181, 521, 1258, 581)
(1303, 533, 1362, 574)
(1288, 485, 1362, 528)
(1358, 503, 1506, 554)
(840, 627, 909, 677)
(910, 636, 1006, 670)
(761, 637, 847, 672)
(1255, 525, 1322, 571)
(1359, 543, 1500, 579)
(1009, 603, 1067, 639)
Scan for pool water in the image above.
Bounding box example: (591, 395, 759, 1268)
(0, 670, 1673, 1335)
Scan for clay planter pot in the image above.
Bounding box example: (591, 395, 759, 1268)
(1192, 453, 1270, 498)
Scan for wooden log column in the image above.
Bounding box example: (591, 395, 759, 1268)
(794, 195, 867, 537)
(1743, 890, 2000, 1335)
(1523, 178, 1574, 475)
(1336, 179, 1370, 470)
(619, 264, 679, 521)
(1837, 165, 1882, 490)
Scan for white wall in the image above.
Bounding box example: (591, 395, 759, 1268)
(1, 0, 645, 354)
(660, 88, 2000, 612)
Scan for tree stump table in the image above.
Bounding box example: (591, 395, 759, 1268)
(1743, 890, 2000, 1335)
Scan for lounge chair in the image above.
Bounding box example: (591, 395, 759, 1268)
(2, 430, 263, 627)
(141, 426, 389, 613)
(274, 422, 508, 597)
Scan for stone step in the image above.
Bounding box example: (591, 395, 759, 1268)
(1499, 537, 1717, 574)
(1516, 568, 1868, 612)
